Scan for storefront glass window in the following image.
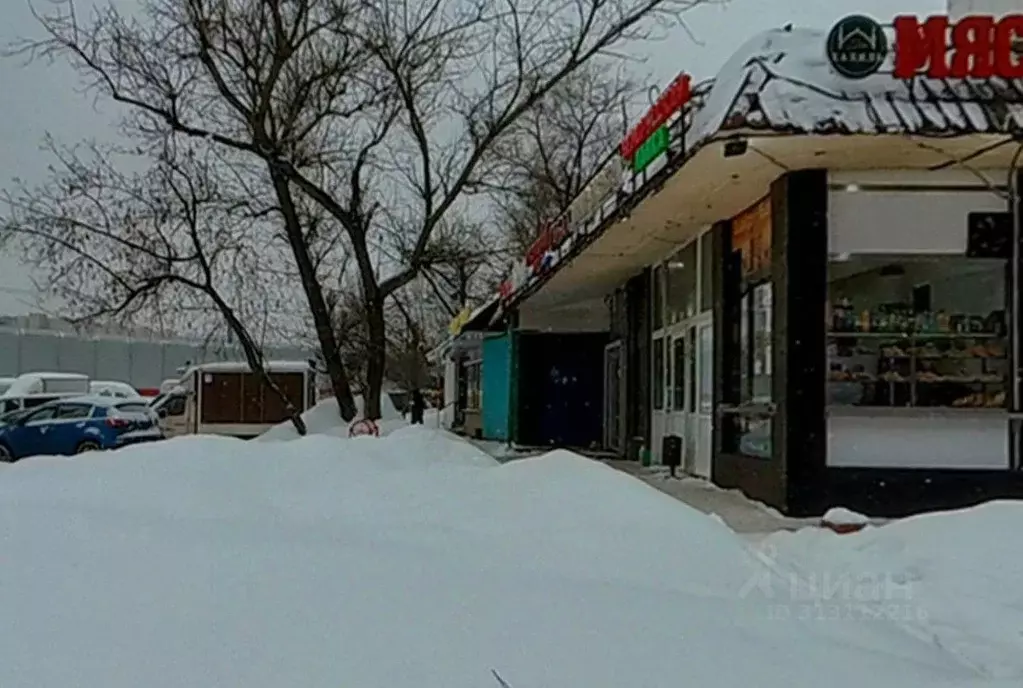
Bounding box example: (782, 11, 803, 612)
(751, 283, 772, 403)
(700, 232, 714, 313)
(665, 241, 697, 324)
(687, 327, 696, 413)
(465, 359, 482, 410)
(652, 266, 664, 331)
(673, 336, 685, 409)
(730, 282, 773, 459)
(826, 255, 1007, 409)
(653, 337, 665, 410)
(723, 196, 774, 460)
(699, 323, 713, 413)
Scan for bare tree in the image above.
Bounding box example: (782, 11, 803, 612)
(0, 139, 310, 434)
(10, 0, 715, 420)
(418, 217, 511, 317)
(486, 64, 637, 252)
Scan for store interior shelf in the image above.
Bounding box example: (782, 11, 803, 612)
(827, 331, 1003, 339)
(827, 330, 1007, 410)
(826, 405, 1007, 418)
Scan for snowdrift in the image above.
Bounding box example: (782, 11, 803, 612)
(762, 502, 1023, 680)
(257, 394, 404, 441)
(0, 427, 1016, 687)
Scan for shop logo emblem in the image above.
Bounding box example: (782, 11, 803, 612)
(826, 15, 888, 79)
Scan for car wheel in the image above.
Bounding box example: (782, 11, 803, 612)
(75, 440, 101, 454)
(0, 444, 13, 463)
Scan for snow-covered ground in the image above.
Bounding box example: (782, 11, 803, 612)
(0, 403, 1020, 687)
(760, 504, 1023, 680)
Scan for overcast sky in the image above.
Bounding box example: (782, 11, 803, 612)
(0, 0, 945, 316)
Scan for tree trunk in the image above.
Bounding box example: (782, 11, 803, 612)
(363, 293, 387, 420)
(268, 167, 358, 421)
(206, 289, 308, 436)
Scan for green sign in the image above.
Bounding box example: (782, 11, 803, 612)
(826, 15, 888, 80)
(631, 126, 669, 173)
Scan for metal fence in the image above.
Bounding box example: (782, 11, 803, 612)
(0, 328, 311, 389)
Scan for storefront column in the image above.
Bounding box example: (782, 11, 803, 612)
(626, 269, 652, 451)
(770, 169, 829, 515)
(1011, 170, 1023, 470)
(711, 220, 738, 461)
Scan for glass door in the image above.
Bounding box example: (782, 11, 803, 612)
(603, 342, 624, 452)
(656, 328, 685, 468)
(651, 335, 667, 462)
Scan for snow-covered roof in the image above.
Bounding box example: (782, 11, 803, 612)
(56, 394, 153, 407)
(184, 360, 313, 375)
(689, 25, 1023, 144)
(1, 372, 90, 399)
(90, 381, 143, 398)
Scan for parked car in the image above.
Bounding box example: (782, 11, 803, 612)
(89, 380, 144, 399)
(149, 387, 188, 438)
(0, 372, 91, 416)
(0, 396, 164, 462)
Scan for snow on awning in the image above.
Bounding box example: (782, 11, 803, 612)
(690, 25, 1023, 144)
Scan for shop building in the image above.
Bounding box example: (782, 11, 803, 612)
(484, 9, 1023, 516)
(438, 298, 608, 448)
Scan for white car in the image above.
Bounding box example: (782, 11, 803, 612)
(89, 381, 144, 400)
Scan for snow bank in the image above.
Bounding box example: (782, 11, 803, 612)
(0, 432, 1012, 687)
(762, 502, 1023, 679)
(257, 394, 403, 441)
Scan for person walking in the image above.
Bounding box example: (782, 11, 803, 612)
(410, 388, 425, 425)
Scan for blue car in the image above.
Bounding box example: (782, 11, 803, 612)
(0, 396, 164, 462)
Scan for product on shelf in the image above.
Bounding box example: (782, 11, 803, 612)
(827, 309, 1008, 410)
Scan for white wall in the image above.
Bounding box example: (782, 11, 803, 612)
(518, 296, 609, 332)
(828, 412, 1009, 469)
(949, 0, 1023, 19)
(829, 189, 1005, 255)
(442, 358, 457, 429)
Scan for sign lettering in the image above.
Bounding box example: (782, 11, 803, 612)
(893, 13, 1023, 79)
(619, 73, 691, 161)
(525, 216, 568, 270)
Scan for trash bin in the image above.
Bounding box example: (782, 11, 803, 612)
(662, 434, 682, 477)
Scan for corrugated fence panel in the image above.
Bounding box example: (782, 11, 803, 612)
(162, 343, 196, 380)
(57, 335, 96, 376)
(0, 331, 20, 377)
(18, 332, 62, 373)
(0, 328, 314, 388)
(130, 341, 164, 388)
(93, 337, 132, 381)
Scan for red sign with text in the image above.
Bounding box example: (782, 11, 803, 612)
(619, 73, 692, 161)
(525, 216, 568, 270)
(894, 14, 1023, 79)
